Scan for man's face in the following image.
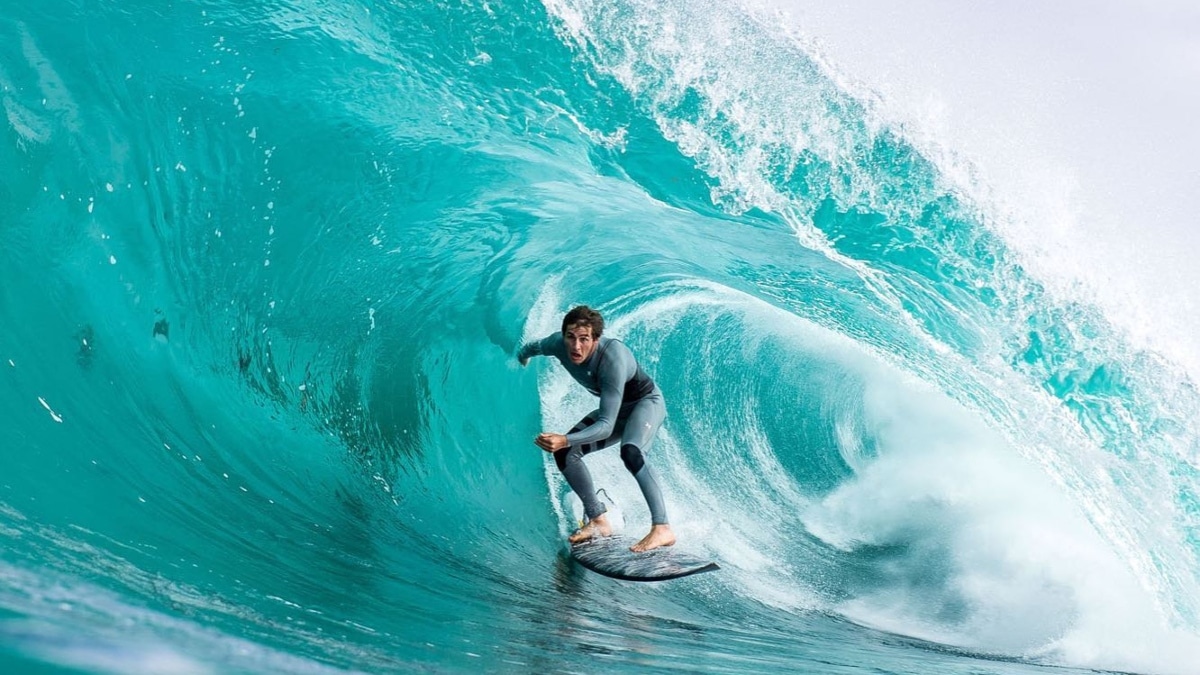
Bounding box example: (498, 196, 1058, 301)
(564, 323, 597, 365)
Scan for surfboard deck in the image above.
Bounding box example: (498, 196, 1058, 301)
(569, 535, 719, 582)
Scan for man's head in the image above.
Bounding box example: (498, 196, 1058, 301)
(562, 306, 604, 365)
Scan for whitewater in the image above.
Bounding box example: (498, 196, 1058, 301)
(2, 1, 1198, 673)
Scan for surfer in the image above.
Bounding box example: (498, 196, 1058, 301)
(518, 306, 676, 552)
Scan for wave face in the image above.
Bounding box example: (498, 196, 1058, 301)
(2, 0, 1198, 673)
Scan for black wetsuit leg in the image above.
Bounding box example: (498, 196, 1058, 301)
(554, 410, 618, 520)
(618, 393, 668, 525)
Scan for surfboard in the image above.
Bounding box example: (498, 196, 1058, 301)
(569, 536, 719, 581)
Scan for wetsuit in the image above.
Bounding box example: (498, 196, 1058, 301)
(518, 334, 668, 525)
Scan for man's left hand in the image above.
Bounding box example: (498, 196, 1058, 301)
(534, 433, 568, 452)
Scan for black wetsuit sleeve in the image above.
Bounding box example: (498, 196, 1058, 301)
(518, 334, 558, 362)
(565, 344, 636, 446)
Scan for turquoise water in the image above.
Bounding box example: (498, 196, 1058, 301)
(2, 1, 1199, 673)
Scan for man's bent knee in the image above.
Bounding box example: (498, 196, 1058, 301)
(620, 443, 645, 474)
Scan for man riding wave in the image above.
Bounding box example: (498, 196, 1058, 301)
(519, 306, 676, 553)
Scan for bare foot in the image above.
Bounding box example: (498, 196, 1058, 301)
(630, 524, 676, 552)
(568, 514, 612, 544)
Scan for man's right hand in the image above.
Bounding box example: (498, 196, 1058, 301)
(518, 356, 528, 367)
(535, 433, 568, 452)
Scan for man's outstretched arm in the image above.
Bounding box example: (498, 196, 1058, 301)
(517, 334, 556, 366)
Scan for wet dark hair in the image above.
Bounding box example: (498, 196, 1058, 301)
(562, 305, 604, 337)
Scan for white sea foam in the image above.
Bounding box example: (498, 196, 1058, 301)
(758, 2, 1200, 670)
(767, 0, 1200, 380)
(802, 382, 1200, 672)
